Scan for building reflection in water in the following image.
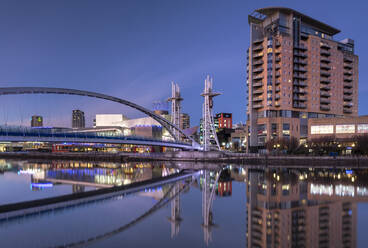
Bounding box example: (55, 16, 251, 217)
(199, 168, 233, 245)
(13, 160, 368, 247)
(245, 168, 368, 248)
(17, 161, 180, 191)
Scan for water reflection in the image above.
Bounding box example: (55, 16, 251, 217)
(1, 159, 368, 247)
(245, 168, 366, 248)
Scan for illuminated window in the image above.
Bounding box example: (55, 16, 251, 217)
(311, 125, 333, 134)
(357, 124, 368, 133)
(336, 124, 355, 134)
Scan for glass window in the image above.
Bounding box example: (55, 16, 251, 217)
(311, 125, 333, 134)
(358, 124, 368, 133)
(336, 124, 355, 134)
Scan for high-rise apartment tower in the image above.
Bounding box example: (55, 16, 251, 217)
(246, 7, 358, 150)
(72, 110, 85, 129)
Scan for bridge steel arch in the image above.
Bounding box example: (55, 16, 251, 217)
(0, 87, 201, 150)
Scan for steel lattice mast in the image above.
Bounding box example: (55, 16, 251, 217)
(168, 82, 183, 140)
(201, 75, 221, 151)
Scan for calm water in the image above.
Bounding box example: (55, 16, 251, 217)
(0, 159, 368, 247)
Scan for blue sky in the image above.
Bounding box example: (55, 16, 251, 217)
(0, 0, 366, 127)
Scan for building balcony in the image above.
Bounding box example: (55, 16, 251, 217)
(344, 108, 353, 114)
(294, 66, 307, 73)
(253, 82, 263, 87)
(320, 78, 331, 84)
(275, 101, 280, 107)
(343, 83, 352, 89)
(253, 89, 263, 95)
(344, 76, 353, 82)
(294, 74, 307, 80)
(275, 49, 281, 55)
(252, 44, 263, 51)
(293, 96, 307, 101)
(344, 57, 353, 63)
(320, 85, 331, 91)
(344, 102, 353, 108)
(320, 42, 331, 50)
(275, 72, 281, 77)
(294, 81, 308, 87)
(253, 67, 264, 73)
(294, 58, 307, 65)
(320, 98, 330, 104)
(253, 52, 263, 59)
(253, 96, 263, 102)
(275, 94, 280, 100)
(343, 95, 352, 101)
(344, 90, 353, 95)
(320, 50, 331, 57)
(293, 102, 307, 109)
(301, 32, 309, 39)
(344, 63, 353, 70)
(275, 86, 280, 92)
(344, 71, 353, 76)
(320, 72, 331, 77)
(293, 88, 307, 94)
(275, 56, 281, 63)
(320, 91, 331, 97)
(253, 60, 264, 66)
(275, 80, 281, 85)
(320, 105, 330, 111)
(275, 64, 281, 70)
(294, 44, 307, 51)
(321, 57, 331, 64)
(320, 64, 331, 71)
(275, 40, 281, 47)
(253, 39, 263, 45)
(253, 104, 263, 109)
(294, 51, 308, 58)
(253, 75, 263, 81)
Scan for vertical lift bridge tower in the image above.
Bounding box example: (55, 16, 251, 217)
(168, 82, 183, 140)
(201, 75, 221, 151)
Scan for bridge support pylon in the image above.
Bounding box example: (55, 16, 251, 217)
(168, 183, 182, 238)
(201, 75, 221, 151)
(168, 82, 183, 141)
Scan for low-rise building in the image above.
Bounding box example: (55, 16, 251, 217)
(308, 116, 368, 140)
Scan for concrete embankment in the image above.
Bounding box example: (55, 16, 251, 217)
(0, 151, 368, 167)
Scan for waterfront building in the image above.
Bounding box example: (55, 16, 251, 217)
(246, 7, 359, 150)
(31, 115, 43, 127)
(230, 123, 247, 151)
(180, 113, 190, 130)
(72, 110, 85, 129)
(308, 115, 368, 140)
(216, 113, 232, 129)
(94, 114, 127, 127)
(95, 114, 164, 139)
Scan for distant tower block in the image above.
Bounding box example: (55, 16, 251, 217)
(201, 75, 221, 151)
(168, 82, 183, 140)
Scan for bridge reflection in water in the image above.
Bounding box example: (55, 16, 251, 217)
(2, 160, 368, 247)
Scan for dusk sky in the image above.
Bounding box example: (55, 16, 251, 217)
(0, 0, 366, 127)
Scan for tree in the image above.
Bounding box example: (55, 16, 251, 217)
(265, 136, 299, 154)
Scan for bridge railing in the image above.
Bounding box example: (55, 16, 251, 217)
(0, 125, 191, 146)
